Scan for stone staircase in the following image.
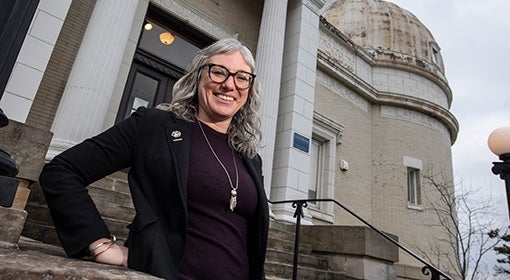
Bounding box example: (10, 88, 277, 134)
(90, 172, 347, 279)
(265, 219, 346, 280)
(19, 172, 348, 279)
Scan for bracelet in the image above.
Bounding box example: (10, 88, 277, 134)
(89, 235, 116, 257)
(92, 240, 114, 259)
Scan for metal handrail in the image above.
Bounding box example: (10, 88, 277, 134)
(268, 198, 453, 280)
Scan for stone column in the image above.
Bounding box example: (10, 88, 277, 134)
(47, 0, 139, 158)
(255, 0, 288, 197)
(270, 0, 324, 222)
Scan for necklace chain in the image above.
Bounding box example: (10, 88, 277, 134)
(197, 120, 239, 211)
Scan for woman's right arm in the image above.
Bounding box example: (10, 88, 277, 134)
(39, 108, 146, 259)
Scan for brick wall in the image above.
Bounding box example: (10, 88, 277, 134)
(314, 81, 375, 224)
(26, 0, 96, 131)
(180, 0, 263, 52)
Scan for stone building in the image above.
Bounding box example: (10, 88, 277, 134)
(0, 0, 459, 279)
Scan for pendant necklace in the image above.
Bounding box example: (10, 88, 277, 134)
(197, 120, 239, 211)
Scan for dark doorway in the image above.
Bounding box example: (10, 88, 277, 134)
(116, 53, 177, 121)
(116, 5, 213, 123)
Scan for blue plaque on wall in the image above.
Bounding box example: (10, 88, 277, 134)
(293, 132, 309, 153)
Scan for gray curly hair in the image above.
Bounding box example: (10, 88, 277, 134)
(157, 38, 261, 158)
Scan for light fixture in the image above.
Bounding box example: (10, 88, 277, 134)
(488, 126, 510, 220)
(488, 127, 510, 157)
(144, 22, 153, 31)
(159, 32, 174, 45)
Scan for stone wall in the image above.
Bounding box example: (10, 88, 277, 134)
(0, 120, 52, 246)
(0, 120, 52, 182)
(300, 225, 399, 279)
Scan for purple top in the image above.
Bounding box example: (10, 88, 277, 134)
(177, 121, 258, 279)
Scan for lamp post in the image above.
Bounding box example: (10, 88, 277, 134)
(488, 127, 510, 220)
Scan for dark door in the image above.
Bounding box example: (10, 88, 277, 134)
(116, 56, 177, 122)
(115, 6, 213, 123)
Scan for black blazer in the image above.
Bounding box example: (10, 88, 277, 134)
(39, 107, 269, 279)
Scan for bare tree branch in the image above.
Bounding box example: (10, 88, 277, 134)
(418, 167, 503, 280)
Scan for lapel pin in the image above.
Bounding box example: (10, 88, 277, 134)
(171, 130, 182, 142)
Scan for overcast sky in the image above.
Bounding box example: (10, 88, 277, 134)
(383, 0, 510, 218)
(386, 0, 510, 275)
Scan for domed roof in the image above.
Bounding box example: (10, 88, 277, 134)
(323, 0, 444, 73)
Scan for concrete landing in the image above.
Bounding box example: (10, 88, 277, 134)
(0, 237, 161, 280)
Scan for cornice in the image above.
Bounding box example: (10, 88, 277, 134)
(317, 52, 459, 144)
(319, 16, 453, 107)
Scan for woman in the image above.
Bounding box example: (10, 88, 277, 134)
(39, 38, 269, 279)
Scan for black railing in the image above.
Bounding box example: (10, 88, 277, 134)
(268, 198, 453, 280)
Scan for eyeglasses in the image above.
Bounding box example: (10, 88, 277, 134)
(201, 63, 255, 90)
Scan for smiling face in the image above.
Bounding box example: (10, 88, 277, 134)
(196, 51, 251, 130)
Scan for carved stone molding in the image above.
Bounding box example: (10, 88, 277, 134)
(158, 0, 234, 39)
(316, 69, 369, 112)
(380, 105, 450, 139)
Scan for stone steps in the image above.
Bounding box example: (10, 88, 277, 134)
(266, 220, 345, 280)
(265, 260, 345, 280)
(266, 248, 329, 271)
(18, 171, 347, 279)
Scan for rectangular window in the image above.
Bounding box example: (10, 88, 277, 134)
(407, 167, 421, 205)
(430, 42, 442, 67)
(308, 112, 344, 223)
(308, 139, 323, 204)
(432, 48, 439, 65)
